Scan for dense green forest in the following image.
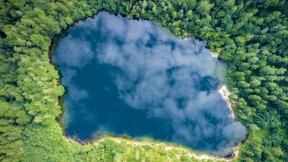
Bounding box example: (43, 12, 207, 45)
(0, 0, 287, 161)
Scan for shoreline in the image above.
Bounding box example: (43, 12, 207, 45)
(95, 136, 228, 161)
(48, 10, 242, 161)
(211, 51, 219, 58)
(218, 85, 235, 120)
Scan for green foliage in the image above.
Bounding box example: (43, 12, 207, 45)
(0, 0, 287, 161)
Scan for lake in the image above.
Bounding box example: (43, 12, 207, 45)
(52, 11, 247, 155)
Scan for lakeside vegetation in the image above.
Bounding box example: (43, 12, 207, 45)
(0, 0, 287, 161)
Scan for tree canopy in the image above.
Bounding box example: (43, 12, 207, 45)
(0, 0, 287, 161)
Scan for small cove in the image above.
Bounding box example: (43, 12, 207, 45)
(52, 11, 247, 156)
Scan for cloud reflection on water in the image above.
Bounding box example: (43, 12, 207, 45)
(53, 11, 247, 155)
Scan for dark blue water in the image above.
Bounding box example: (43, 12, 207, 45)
(53, 12, 247, 155)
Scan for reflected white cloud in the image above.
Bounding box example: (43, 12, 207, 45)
(54, 37, 94, 68)
(54, 11, 247, 154)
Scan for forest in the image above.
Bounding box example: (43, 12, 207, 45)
(0, 0, 287, 161)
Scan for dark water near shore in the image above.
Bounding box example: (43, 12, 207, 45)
(52, 11, 247, 155)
